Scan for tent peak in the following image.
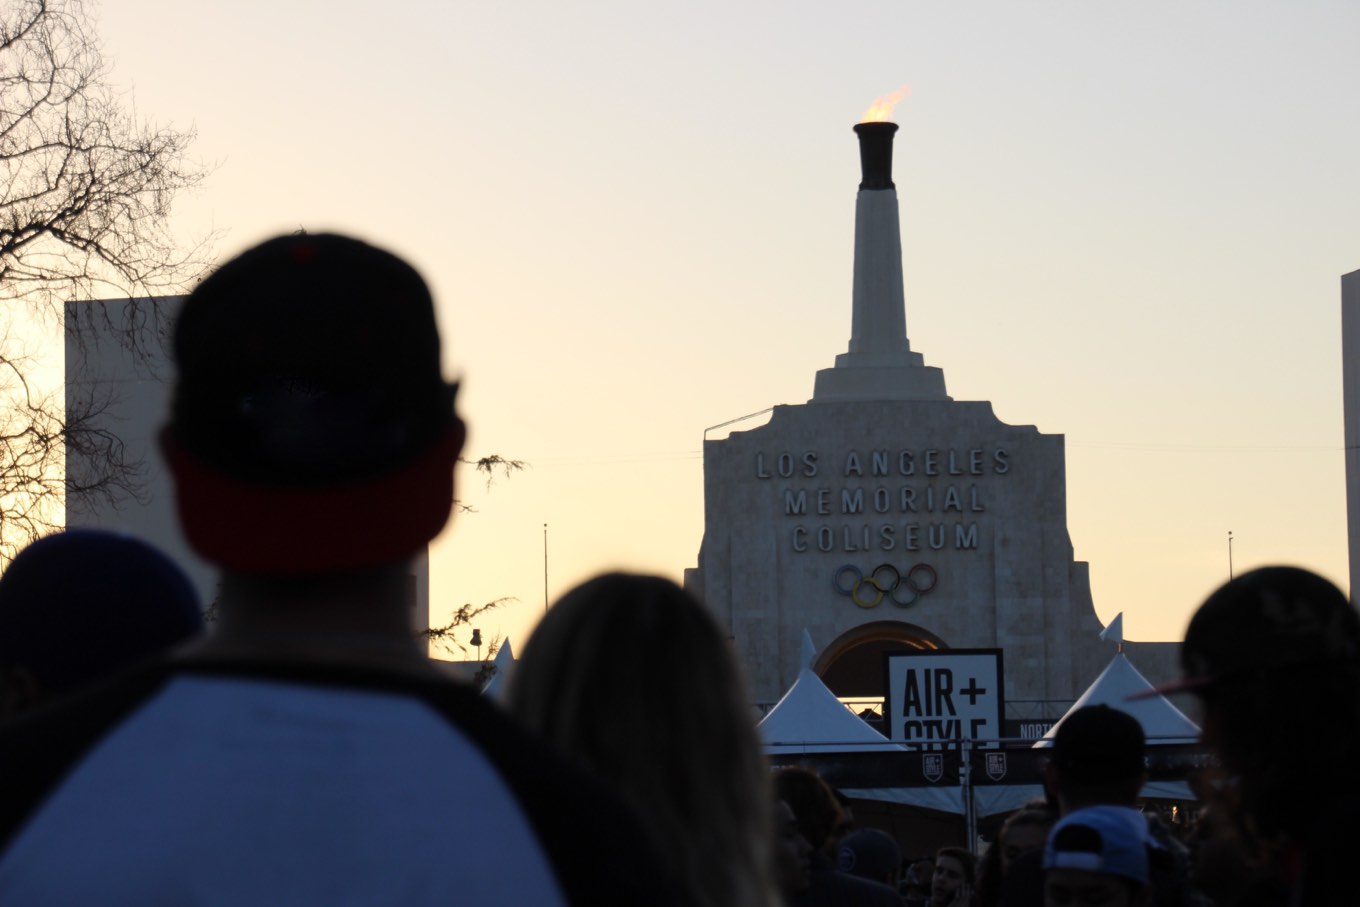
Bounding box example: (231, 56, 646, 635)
(800, 629, 817, 670)
(1099, 612, 1124, 650)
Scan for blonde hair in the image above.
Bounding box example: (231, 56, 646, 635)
(507, 573, 779, 907)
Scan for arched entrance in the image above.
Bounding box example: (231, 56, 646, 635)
(813, 620, 948, 699)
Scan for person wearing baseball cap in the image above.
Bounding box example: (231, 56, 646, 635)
(1042, 806, 1150, 907)
(1000, 706, 1199, 907)
(0, 233, 676, 906)
(837, 827, 902, 888)
(1044, 705, 1148, 812)
(1167, 566, 1360, 906)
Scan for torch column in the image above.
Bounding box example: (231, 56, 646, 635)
(812, 121, 948, 402)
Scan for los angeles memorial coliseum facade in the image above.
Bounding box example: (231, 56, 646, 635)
(685, 122, 1177, 731)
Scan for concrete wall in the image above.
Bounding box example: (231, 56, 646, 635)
(63, 298, 216, 598)
(688, 396, 1177, 707)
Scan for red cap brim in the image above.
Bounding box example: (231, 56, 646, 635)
(161, 427, 461, 575)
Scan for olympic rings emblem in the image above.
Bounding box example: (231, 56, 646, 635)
(832, 563, 938, 609)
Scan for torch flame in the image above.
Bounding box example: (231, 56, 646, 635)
(860, 85, 911, 123)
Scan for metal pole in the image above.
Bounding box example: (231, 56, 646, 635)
(1228, 530, 1234, 579)
(962, 737, 976, 854)
(543, 523, 549, 614)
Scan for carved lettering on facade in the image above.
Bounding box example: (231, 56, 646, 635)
(758, 446, 1012, 555)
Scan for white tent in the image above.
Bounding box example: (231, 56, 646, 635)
(842, 652, 1203, 813)
(840, 781, 1044, 817)
(758, 630, 904, 754)
(761, 638, 1201, 814)
(1034, 652, 1200, 747)
(480, 638, 516, 701)
(1031, 650, 1200, 801)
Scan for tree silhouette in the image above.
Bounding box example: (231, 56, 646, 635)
(0, 0, 208, 560)
(421, 455, 526, 660)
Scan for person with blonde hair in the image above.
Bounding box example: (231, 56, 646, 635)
(508, 572, 780, 907)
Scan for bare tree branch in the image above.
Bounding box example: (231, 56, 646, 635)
(452, 454, 526, 512)
(421, 598, 513, 657)
(470, 633, 504, 687)
(0, 0, 210, 563)
(465, 454, 528, 487)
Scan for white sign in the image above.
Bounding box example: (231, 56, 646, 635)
(884, 649, 1004, 750)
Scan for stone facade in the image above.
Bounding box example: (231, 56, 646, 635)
(690, 399, 1116, 706)
(686, 121, 1177, 715)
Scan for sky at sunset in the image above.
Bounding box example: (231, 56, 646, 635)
(93, 1, 1360, 661)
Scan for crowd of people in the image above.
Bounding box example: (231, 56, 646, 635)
(0, 231, 1352, 905)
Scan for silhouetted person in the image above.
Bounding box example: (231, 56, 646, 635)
(1043, 806, 1151, 907)
(774, 766, 901, 907)
(0, 529, 202, 719)
(933, 846, 976, 907)
(837, 827, 902, 888)
(1002, 705, 1195, 907)
(0, 232, 674, 905)
(773, 798, 814, 904)
(903, 855, 936, 906)
(1165, 566, 1360, 906)
(976, 806, 1055, 907)
(508, 572, 781, 907)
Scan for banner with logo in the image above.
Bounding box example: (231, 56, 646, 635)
(884, 649, 1004, 749)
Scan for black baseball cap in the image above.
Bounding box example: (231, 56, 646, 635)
(1049, 705, 1146, 784)
(161, 233, 463, 574)
(1139, 566, 1360, 698)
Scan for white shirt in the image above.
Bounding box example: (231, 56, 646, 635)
(0, 674, 567, 906)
